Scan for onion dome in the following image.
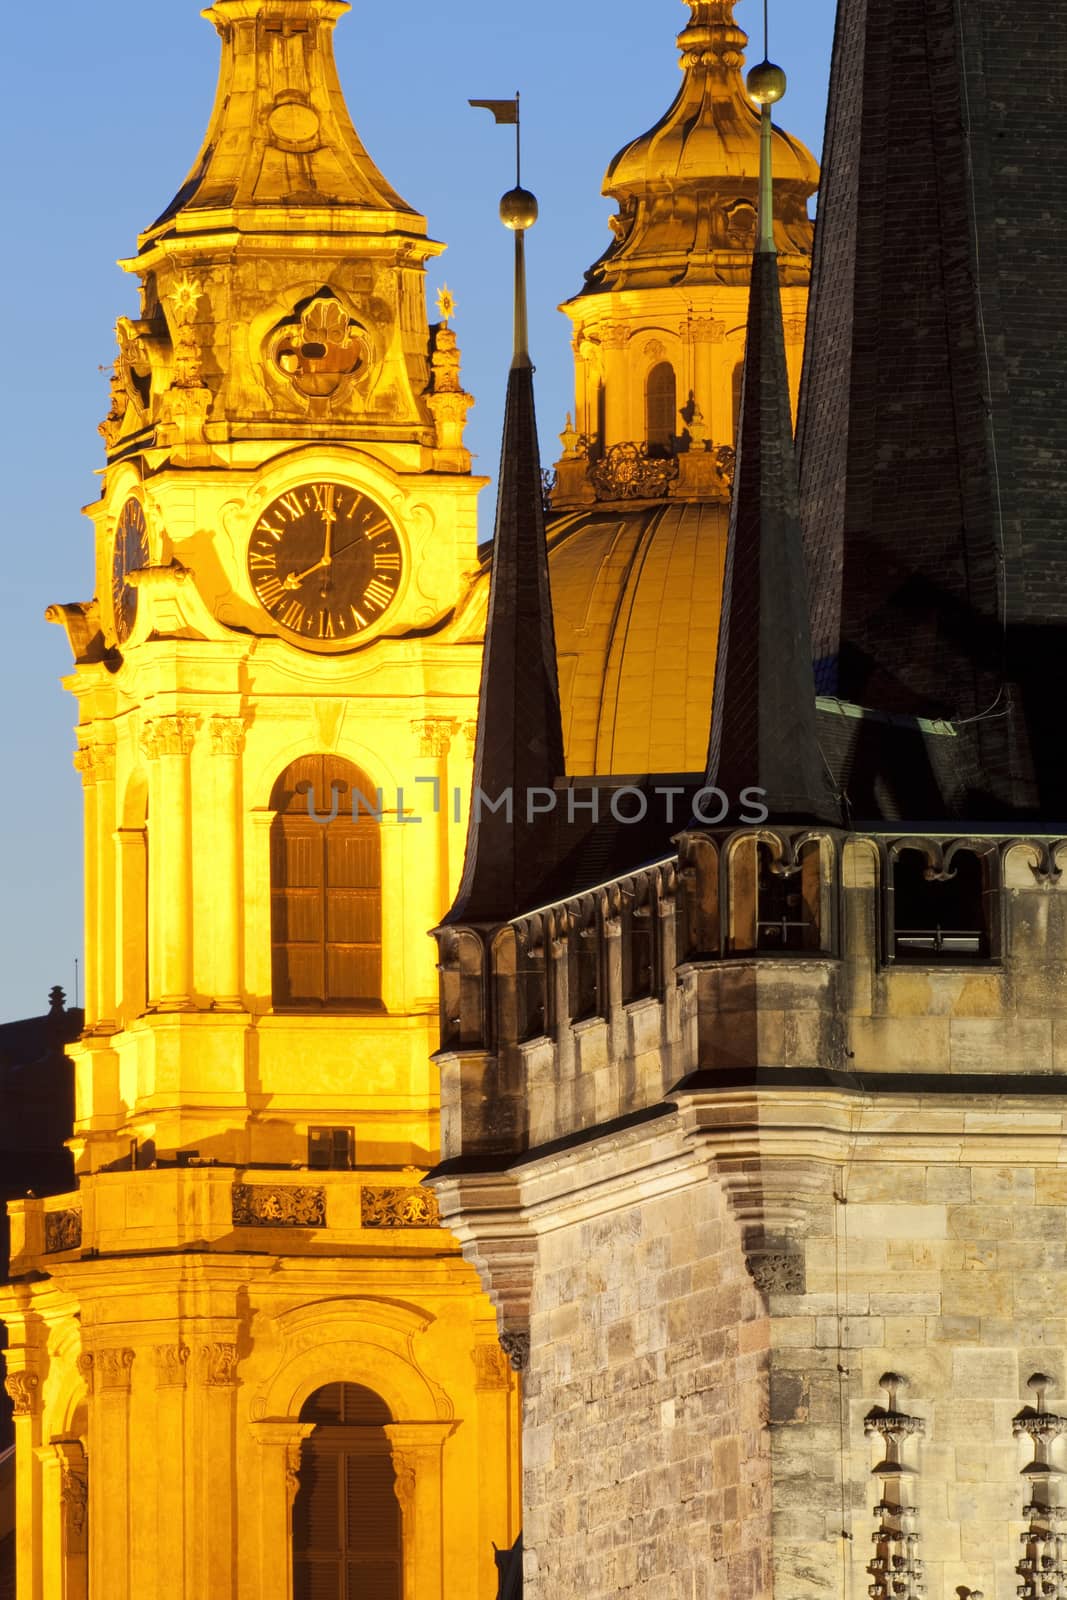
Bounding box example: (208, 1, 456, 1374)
(583, 0, 818, 293)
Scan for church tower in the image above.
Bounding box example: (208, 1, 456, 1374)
(0, 4, 519, 1596)
(544, 0, 818, 777)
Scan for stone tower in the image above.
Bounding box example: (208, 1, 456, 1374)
(0, 4, 520, 1597)
(431, 5, 1067, 1598)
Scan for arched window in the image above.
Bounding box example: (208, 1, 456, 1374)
(270, 756, 382, 1010)
(645, 361, 677, 456)
(293, 1383, 401, 1600)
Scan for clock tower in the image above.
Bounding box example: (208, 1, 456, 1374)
(0, 4, 519, 1597)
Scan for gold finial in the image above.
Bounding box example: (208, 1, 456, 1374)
(746, 60, 787, 105)
(436, 285, 456, 325)
(499, 188, 539, 231)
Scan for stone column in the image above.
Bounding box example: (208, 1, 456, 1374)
(411, 717, 456, 932)
(191, 1341, 240, 1599)
(246, 1420, 316, 1600)
(85, 1348, 135, 1600)
(383, 1423, 455, 1600)
(53, 1440, 88, 1600)
(599, 323, 630, 447)
(205, 717, 247, 1006)
(248, 810, 276, 1009)
(73, 747, 99, 1029)
(689, 316, 726, 442)
(151, 1344, 190, 1598)
(471, 1335, 519, 1585)
(4, 1365, 43, 1600)
(114, 826, 148, 1022)
(92, 745, 118, 1028)
(141, 715, 199, 1008)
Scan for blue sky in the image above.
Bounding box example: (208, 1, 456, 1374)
(0, 0, 835, 1021)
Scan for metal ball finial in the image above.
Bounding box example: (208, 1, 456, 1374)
(500, 186, 539, 231)
(747, 58, 787, 106)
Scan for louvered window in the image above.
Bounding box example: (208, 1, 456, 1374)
(646, 361, 677, 456)
(270, 757, 383, 1010)
(293, 1384, 402, 1600)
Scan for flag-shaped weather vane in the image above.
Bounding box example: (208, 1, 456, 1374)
(469, 93, 538, 368)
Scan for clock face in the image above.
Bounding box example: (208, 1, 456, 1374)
(111, 496, 149, 644)
(248, 481, 404, 650)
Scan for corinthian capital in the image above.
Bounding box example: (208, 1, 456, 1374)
(209, 715, 247, 756)
(141, 714, 200, 759)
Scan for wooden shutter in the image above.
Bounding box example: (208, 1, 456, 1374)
(293, 1387, 402, 1600)
(271, 757, 383, 1010)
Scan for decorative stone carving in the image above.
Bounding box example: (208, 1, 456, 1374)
(499, 1331, 530, 1373)
(391, 1454, 417, 1514)
(201, 1342, 239, 1387)
(411, 717, 456, 759)
(687, 316, 727, 344)
(59, 1457, 89, 1546)
(590, 441, 680, 501)
(472, 1343, 511, 1391)
(644, 338, 666, 361)
(462, 719, 478, 757)
(598, 323, 629, 351)
(558, 413, 590, 461)
(209, 716, 247, 757)
(285, 1442, 303, 1509)
(232, 1183, 326, 1228)
(1013, 1373, 1067, 1600)
(76, 1353, 95, 1395)
(361, 1186, 440, 1229)
(268, 293, 370, 405)
(141, 714, 200, 760)
(97, 1348, 135, 1390)
(4, 1371, 40, 1416)
(713, 444, 736, 489)
(865, 1373, 925, 1600)
(73, 743, 115, 786)
(45, 1207, 82, 1254)
(746, 1251, 804, 1296)
(154, 1344, 191, 1388)
(783, 316, 807, 344)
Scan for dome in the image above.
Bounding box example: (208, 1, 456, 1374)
(582, 0, 817, 294)
(548, 500, 728, 775)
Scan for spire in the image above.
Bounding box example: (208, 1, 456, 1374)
(705, 57, 836, 825)
(444, 177, 565, 926)
(797, 0, 1067, 817)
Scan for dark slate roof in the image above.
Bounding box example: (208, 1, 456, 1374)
(706, 244, 837, 825)
(798, 0, 1067, 819)
(443, 360, 566, 925)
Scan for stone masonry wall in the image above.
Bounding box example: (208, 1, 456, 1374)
(522, 1148, 771, 1600)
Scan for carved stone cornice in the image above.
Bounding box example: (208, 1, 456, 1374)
(141, 714, 200, 760)
(96, 1348, 135, 1390)
(154, 1344, 191, 1388)
(209, 715, 247, 757)
(3, 1370, 40, 1416)
(201, 1342, 239, 1387)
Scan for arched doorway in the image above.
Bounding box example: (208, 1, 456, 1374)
(293, 1383, 402, 1600)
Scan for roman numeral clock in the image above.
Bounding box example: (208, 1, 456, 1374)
(247, 479, 404, 649)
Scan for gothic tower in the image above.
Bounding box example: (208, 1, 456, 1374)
(0, 4, 519, 1596)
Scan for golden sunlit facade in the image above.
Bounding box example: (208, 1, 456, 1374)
(546, 0, 816, 776)
(0, 3, 518, 1596)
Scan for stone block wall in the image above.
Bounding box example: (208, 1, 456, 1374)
(521, 1142, 771, 1600)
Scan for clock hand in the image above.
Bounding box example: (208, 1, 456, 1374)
(282, 556, 329, 590)
(320, 483, 336, 566)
